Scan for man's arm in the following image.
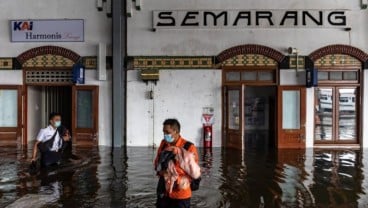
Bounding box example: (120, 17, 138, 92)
(154, 140, 165, 170)
(188, 144, 199, 163)
(31, 141, 40, 161)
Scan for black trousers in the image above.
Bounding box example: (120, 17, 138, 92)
(40, 150, 61, 167)
(156, 196, 191, 208)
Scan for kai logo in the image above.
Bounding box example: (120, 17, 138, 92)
(13, 21, 33, 31)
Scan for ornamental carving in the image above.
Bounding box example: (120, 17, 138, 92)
(17, 45, 80, 66)
(216, 44, 285, 64)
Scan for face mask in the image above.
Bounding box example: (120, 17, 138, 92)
(54, 121, 61, 128)
(164, 134, 174, 143)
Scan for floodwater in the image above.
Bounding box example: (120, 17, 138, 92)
(0, 146, 367, 208)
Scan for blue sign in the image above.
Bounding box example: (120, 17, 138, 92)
(72, 63, 85, 84)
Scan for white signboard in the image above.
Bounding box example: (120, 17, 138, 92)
(153, 10, 350, 30)
(10, 19, 84, 42)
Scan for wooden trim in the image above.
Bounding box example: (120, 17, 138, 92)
(23, 67, 73, 71)
(71, 85, 76, 144)
(222, 66, 277, 70)
(23, 85, 27, 146)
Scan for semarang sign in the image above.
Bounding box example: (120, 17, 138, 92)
(153, 10, 349, 30)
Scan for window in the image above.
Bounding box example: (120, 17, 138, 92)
(0, 89, 18, 127)
(282, 90, 300, 129)
(317, 69, 359, 84)
(224, 68, 276, 84)
(315, 87, 358, 143)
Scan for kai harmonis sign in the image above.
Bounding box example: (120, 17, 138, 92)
(10, 19, 84, 42)
(153, 10, 349, 29)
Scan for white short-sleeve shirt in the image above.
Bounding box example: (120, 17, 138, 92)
(36, 125, 63, 151)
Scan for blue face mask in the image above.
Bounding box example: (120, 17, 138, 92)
(164, 134, 174, 143)
(54, 121, 61, 128)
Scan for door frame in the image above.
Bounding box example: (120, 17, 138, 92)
(277, 85, 306, 149)
(24, 83, 72, 145)
(0, 85, 23, 146)
(223, 85, 244, 149)
(71, 85, 99, 146)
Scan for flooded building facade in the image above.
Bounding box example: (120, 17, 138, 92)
(0, 0, 368, 149)
(127, 0, 368, 149)
(0, 0, 113, 146)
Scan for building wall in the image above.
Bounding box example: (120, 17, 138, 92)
(127, 69, 222, 147)
(0, 0, 113, 146)
(127, 0, 368, 148)
(0, 0, 111, 57)
(0, 71, 22, 84)
(127, 0, 367, 56)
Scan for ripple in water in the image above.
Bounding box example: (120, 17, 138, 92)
(0, 146, 367, 207)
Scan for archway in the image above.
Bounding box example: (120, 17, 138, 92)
(309, 45, 368, 146)
(218, 44, 285, 150)
(18, 46, 98, 146)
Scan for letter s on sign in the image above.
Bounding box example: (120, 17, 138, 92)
(156, 12, 176, 27)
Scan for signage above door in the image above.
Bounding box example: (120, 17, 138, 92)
(153, 10, 349, 30)
(10, 19, 84, 42)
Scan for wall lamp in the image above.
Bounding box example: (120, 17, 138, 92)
(288, 47, 300, 74)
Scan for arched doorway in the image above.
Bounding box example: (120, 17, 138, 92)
(218, 44, 285, 150)
(309, 44, 368, 146)
(18, 46, 98, 146)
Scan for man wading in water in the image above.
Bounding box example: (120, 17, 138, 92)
(154, 119, 201, 208)
(31, 112, 72, 168)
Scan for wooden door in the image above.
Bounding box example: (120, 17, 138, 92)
(72, 86, 99, 146)
(277, 86, 306, 148)
(224, 85, 244, 149)
(0, 86, 22, 146)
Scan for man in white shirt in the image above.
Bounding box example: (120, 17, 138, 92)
(31, 112, 71, 167)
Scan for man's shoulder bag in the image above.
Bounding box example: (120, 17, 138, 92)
(37, 130, 58, 153)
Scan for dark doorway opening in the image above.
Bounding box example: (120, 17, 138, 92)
(244, 86, 277, 151)
(44, 86, 72, 131)
(27, 86, 72, 142)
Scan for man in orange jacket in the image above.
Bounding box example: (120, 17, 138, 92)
(154, 118, 199, 208)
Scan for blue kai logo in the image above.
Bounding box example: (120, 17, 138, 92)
(13, 21, 33, 31)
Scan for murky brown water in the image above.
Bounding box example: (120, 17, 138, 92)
(0, 146, 367, 208)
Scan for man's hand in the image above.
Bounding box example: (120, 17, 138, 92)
(63, 135, 71, 141)
(63, 130, 71, 141)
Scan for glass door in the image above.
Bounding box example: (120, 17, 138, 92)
(315, 87, 359, 143)
(0, 86, 22, 146)
(277, 86, 306, 148)
(72, 86, 99, 146)
(224, 85, 244, 149)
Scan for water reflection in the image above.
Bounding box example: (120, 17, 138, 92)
(0, 147, 367, 207)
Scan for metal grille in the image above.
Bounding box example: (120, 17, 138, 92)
(25, 70, 73, 85)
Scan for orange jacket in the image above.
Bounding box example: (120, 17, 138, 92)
(154, 136, 199, 199)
